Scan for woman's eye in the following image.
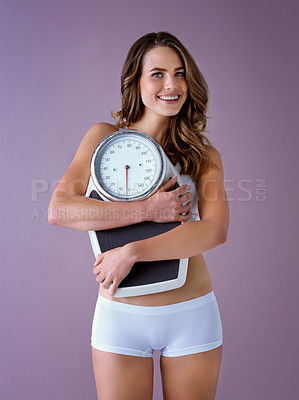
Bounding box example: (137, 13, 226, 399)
(152, 71, 185, 78)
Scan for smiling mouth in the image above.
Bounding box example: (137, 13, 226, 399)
(157, 95, 180, 101)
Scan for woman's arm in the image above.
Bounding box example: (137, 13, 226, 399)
(126, 146, 229, 260)
(48, 122, 192, 230)
(93, 145, 229, 295)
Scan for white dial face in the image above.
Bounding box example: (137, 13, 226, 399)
(92, 132, 165, 201)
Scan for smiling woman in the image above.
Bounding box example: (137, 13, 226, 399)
(48, 31, 229, 400)
(138, 47, 188, 118)
(111, 32, 217, 181)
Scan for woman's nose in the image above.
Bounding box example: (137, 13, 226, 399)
(164, 75, 176, 90)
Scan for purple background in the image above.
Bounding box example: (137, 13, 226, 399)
(1, 0, 298, 399)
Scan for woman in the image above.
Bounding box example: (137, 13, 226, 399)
(48, 32, 229, 400)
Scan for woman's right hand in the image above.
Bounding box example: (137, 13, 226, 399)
(144, 176, 193, 223)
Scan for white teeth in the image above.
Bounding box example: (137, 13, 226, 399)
(158, 95, 179, 101)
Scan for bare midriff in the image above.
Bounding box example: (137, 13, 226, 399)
(99, 254, 213, 306)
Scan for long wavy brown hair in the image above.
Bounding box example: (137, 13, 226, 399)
(111, 32, 219, 180)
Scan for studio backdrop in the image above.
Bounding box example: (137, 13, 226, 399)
(0, 0, 298, 399)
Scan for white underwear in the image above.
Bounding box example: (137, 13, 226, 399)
(91, 291, 223, 358)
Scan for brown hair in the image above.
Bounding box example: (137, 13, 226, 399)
(111, 32, 219, 180)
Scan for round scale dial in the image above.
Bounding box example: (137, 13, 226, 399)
(91, 129, 167, 201)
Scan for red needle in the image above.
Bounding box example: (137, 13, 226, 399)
(125, 165, 129, 195)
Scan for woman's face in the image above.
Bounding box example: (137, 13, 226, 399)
(139, 46, 188, 119)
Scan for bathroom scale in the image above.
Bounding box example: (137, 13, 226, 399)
(85, 129, 191, 297)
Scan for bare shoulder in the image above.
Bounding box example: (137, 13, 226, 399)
(72, 122, 118, 161)
(54, 122, 119, 197)
(197, 144, 229, 227)
(83, 122, 119, 147)
(195, 145, 225, 186)
(88, 121, 119, 136)
(204, 145, 224, 171)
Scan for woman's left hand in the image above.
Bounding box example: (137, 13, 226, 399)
(92, 245, 136, 296)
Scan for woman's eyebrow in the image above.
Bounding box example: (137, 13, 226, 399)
(149, 67, 185, 72)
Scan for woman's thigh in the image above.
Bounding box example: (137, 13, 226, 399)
(92, 348, 154, 400)
(160, 345, 222, 400)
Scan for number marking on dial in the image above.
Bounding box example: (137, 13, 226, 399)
(98, 139, 158, 198)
